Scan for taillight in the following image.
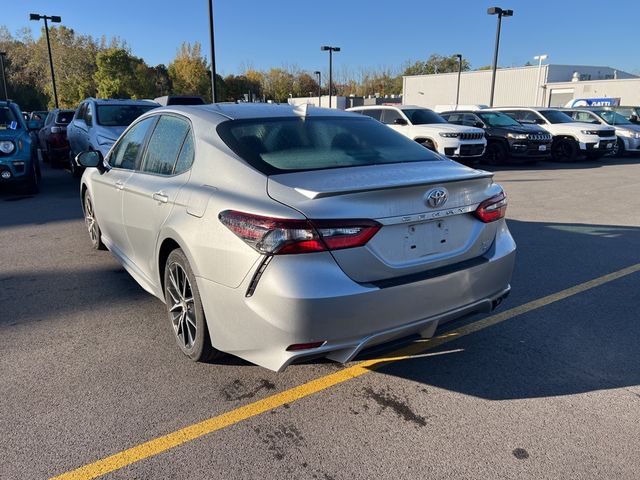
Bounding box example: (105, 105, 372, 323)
(218, 210, 381, 255)
(474, 191, 507, 223)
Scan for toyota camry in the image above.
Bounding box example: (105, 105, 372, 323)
(77, 103, 516, 371)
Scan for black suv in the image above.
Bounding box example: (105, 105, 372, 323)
(441, 110, 552, 164)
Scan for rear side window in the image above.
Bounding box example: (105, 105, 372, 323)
(358, 109, 382, 121)
(141, 115, 191, 175)
(174, 132, 195, 174)
(217, 116, 440, 174)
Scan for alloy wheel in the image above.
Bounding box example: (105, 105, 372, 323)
(84, 196, 99, 246)
(166, 262, 197, 350)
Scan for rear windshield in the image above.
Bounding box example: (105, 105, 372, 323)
(217, 116, 441, 174)
(0, 106, 20, 130)
(401, 108, 447, 125)
(539, 110, 574, 124)
(56, 111, 75, 124)
(96, 105, 157, 127)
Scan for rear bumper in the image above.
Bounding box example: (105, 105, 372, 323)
(197, 221, 516, 371)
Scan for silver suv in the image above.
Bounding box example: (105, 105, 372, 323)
(67, 98, 158, 176)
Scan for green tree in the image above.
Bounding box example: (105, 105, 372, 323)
(223, 74, 261, 102)
(262, 68, 294, 103)
(168, 42, 211, 101)
(403, 54, 471, 76)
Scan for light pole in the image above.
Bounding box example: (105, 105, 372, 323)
(487, 7, 513, 107)
(455, 53, 462, 108)
(207, 0, 217, 103)
(534, 54, 548, 106)
(320, 46, 340, 108)
(314, 70, 321, 107)
(0, 52, 7, 101)
(29, 13, 61, 108)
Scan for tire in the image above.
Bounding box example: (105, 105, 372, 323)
(25, 152, 40, 194)
(551, 138, 578, 162)
(611, 138, 625, 158)
(83, 193, 106, 250)
(164, 248, 222, 363)
(484, 141, 509, 165)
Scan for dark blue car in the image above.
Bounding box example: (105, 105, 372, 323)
(0, 100, 40, 193)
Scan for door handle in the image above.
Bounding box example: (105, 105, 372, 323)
(152, 192, 168, 204)
(115, 181, 124, 190)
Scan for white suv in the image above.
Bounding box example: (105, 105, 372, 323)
(493, 107, 616, 161)
(347, 105, 486, 163)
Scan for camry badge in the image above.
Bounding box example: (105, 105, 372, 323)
(425, 188, 448, 208)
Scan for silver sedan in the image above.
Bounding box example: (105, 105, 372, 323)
(77, 104, 516, 371)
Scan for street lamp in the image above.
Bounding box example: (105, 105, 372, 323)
(207, 0, 217, 103)
(534, 54, 548, 106)
(320, 46, 340, 108)
(314, 70, 321, 107)
(29, 13, 61, 108)
(487, 7, 513, 107)
(455, 54, 463, 108)
(0, 52, 7, 101)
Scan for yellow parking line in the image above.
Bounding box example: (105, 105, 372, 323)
(50, 262, 640, 480)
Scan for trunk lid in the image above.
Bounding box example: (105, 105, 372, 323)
(267, 160, 502, 282)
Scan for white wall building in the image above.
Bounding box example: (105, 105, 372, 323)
(403, 64, 639, 108)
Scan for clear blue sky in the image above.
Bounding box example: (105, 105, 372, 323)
(4, 0, 638, 76)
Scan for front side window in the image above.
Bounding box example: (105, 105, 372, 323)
(217, 116, 440, 174)
(108, 116, 156, 170)
(381, 109, 406, 125)
(85, 104, 94, 126)
(0, 106, 20, 129)
(96, 104, 157, 127)
(442, 113, 463, 125)
(141, 115, 191, 175)
(77, 104, 87, 123)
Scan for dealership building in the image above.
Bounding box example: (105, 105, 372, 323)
(402, 64, 640, 109)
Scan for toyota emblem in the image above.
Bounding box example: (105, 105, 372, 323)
(425, 188, 448, 208)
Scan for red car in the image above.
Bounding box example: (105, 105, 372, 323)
(38, 109, 74, 168)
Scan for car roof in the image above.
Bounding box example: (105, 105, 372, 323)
(88, 98, 160, 107)
(348, 104, 429, 111)
(156, 103, 357, 121)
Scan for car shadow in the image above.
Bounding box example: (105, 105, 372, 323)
(0, 161, 81, 229)
(479, 154, 640, 172)
(359, 218, 640, 400)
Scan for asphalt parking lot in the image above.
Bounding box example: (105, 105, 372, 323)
(1, 156, 639, 480)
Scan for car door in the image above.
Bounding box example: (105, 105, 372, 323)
(91, 116, 157, 258)
(68, 103, 87, 155)
(121, 114, 193, 278)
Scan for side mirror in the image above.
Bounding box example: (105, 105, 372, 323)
(630, 114, 639, 123)
(27, 120, 42, 131)
(474, 121, 485, 128)
(534, 118, 546, 125)
(76, 150, 107, 173)
(394, 118, 408, 126)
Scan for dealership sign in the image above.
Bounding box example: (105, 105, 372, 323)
(566, 97, 621, 107)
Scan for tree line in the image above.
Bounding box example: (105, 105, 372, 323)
(0, 25, 472, 110)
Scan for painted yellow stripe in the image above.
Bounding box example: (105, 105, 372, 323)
(50, 262, 640, 480)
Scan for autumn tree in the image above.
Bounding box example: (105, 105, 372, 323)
(403, 54, 471, 76)
(168, 42, 212, 101)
